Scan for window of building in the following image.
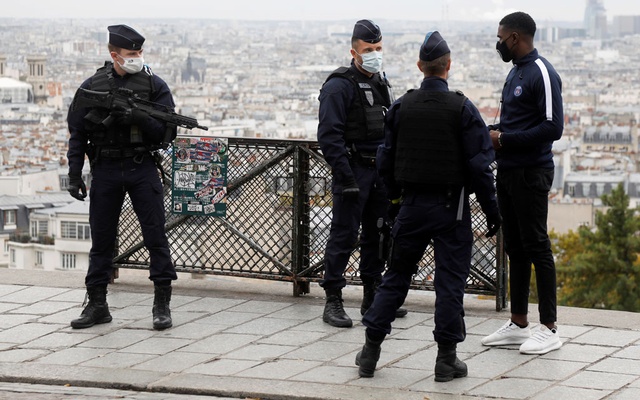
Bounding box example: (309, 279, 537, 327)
(31, 220, 49, 238)
(61, 253, 76, 269)
(61, 221, 91, 240)
(10, 249, 15, 264)
(36, 251, 43, 266)
(60, 175, 70, 190)
(78, 223, 91, 240)
(3, 210, 17, 226)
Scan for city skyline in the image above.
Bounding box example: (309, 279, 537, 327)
(1, 0, 640, 22)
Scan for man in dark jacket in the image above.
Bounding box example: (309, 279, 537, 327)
(481, 11, 564, 355)
(317, 19, 406, 328)
(66, 24, 177, 331)
(355, 31, 501, 381)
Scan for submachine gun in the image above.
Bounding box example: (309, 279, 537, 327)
(71, 87, 208, 133)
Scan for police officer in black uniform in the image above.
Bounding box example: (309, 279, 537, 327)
(355, 31, 502, 381)
(317, 19, 407, 328)
(67, 24, 177, 331)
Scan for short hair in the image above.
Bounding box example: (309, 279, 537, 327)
(418, 53, 450, 75)
(499, 11, 536, 37)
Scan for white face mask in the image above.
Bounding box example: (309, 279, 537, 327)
(117, 55, 144, 74)
(357, 50, 383, 74)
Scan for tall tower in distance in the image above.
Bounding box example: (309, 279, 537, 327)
(584, 0, 607, 39)
(26, 55, 48, 105)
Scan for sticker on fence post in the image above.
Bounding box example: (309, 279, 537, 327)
(171, 135, 228, 218)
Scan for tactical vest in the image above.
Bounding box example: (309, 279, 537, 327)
(324, 66, 390, 143)
(394, 90, 467, 187)
(84, 61, 154, 148)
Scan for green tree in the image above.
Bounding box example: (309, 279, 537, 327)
(556, 184, 640, 311)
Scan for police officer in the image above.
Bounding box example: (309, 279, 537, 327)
(317, 19, 406, 328)
(355, 31, 501, 381)
(67, 24, 177, 331)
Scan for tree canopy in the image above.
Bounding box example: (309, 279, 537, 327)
(555, 184, 640, 312)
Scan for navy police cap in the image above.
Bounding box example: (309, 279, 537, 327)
(352, 19, 382, 43)
(108, 24, 145, 50)
(419, 31, 450, 61)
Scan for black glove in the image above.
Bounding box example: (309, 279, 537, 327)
(485, 212, 502, 238)
(387, 198, 401, 221)
(341, 176, 360, 199)
(68, 174, 87, 201)
(111, 105, 147, 126)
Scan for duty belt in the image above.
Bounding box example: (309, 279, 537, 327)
(99, 148, 141, 158)
(352, 152, 377, 167)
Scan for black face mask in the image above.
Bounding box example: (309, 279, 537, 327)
(496, 39, 513, 63)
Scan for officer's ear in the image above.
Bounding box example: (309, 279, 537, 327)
(417, 60, 424, 73)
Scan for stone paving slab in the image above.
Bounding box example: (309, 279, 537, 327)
(0, 269, 639, 400)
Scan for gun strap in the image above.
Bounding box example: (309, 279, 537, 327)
(152, 151, 170, 186)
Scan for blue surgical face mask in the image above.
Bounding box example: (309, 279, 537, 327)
(356, 50, 383, 73)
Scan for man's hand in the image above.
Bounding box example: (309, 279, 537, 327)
(68, 174, 87, 201)
(111, 105, 147, 125)
(387, 198, 402, 221)
(490, 130, 502, 150)
(342, 176, 360, 199)
(485, 212, 502, 238)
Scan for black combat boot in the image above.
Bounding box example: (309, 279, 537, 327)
(152, 285, 172, 330)
(322, 289, 352, 328)
(360, 279, 379, 316)
(434, 342, 468, 382)
(360, 279, 408, 318)
(355, 331, 384, 378)
(70, 286, 112, 329)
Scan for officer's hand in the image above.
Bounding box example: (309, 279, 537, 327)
(342, 177, 360, 199)
(111, 105, 147, 125)
(387, 198, 402, 221)
(68, 174, 87, 201)
(485, 212, 502, 238)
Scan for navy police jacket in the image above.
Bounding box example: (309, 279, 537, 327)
(488, 49, 563, 170)
(317, 60, 390, 185)
(378, 76, 498, 217)
(66, 64, 175, 176)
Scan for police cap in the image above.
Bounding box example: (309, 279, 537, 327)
(419, 31, 450, 61)
(352, 19, 382, 44)
(108, 24, 145, 50)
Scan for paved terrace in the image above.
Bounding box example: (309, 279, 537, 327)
(0, 268, 639, 400)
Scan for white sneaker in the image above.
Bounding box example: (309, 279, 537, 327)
(481, 320, 531, 346)
(519, 325, 562, 355)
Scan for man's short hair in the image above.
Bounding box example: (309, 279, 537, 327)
(419, 53, 450, 75)
(499, 11, 536, 37)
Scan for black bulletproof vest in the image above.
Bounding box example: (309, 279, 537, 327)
(324, 66, 391, 143)
(394, 90, 467, 187)
(85, 61, 154, 147)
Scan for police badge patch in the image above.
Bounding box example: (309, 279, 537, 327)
(365, 90, 374, 106)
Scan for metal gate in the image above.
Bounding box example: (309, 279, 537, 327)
(113, 137, 507, 310)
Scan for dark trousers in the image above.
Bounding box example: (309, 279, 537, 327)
(363, 191, 471, 343)
(86, 156, 177, 287)
(497, 167, 557, 324)
(320, 163, 387, 290)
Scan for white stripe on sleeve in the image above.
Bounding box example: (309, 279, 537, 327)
(535, 58, 553, 121)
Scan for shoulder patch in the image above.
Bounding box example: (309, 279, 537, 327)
(454, 89, 464, 96)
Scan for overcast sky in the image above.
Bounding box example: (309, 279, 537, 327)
(2, 0, 639, 22)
